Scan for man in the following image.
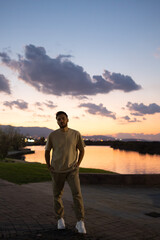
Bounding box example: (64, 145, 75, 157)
(45, 111, 86, 234)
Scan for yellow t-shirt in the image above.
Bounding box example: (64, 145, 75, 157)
(45, 128, 85, 172)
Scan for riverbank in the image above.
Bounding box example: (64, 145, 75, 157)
(85, 140, 160, 155)
(1, 159, 160, 186)
(7, 148, 35, 159)
(79, 173, 160, 187)
(25, 140, 160, 155)
(109, 141, 160, 155)
(0, 159, 116, 184)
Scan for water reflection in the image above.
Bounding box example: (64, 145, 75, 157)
(24, 145, 160, 174)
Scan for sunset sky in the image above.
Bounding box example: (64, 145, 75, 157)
(0, 0, 160, 140)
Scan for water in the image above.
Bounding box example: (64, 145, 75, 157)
(24, 145, 160, 174)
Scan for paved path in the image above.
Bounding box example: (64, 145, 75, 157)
(0, 179, 160, 240)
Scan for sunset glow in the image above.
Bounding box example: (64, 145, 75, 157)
(0, 0, 160, 140)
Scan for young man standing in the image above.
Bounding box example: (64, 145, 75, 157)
(45, 111, 86, 234)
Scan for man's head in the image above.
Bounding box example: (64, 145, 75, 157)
(56, 111, 68, 129)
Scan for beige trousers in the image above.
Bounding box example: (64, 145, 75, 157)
(51, 168, 85, 221)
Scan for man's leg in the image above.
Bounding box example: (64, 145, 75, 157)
(66, 169, 85, 221)
(51, 172, 66, 220)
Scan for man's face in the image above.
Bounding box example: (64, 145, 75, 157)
(56, 114, 68, 129)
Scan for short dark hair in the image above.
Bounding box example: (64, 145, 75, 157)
(56, 111, 68, 119)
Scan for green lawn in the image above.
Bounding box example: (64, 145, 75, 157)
(0, 160, 116, 184)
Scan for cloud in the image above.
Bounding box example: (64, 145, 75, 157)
(33, 113, 52, 119)
(44, 100, 57, 109)
(34, 102, 44, 111)
(35, 101, 57, 110)
(130, 112, 144, 116)
(0, 44, 142, 96)
(79, 103, 116, 119)
(3, 99, 28, 110)
(127, 102, 160, 115)
(0, 52, 11, 64)
(35, 102, 42, 107)
(121, 115, 141, 123)
(95, 70, 142, 92)
(73, 116, 80, 119)
(129, 118, 140, 123)
(34, 102, 43, 107)
(0, 74, 11, 94)
(122, 115, 130, 121)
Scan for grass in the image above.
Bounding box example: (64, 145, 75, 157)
(0, 161, 51, 184)
(0, 159, 116, 184)
(79, 167, 115, 174)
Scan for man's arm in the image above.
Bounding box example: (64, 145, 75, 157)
(76, 148, 85, 167)
(45, 150, 55, 172)
(45, 150, 51, 169)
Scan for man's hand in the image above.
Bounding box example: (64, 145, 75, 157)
(48, 165, 55, 173)
(74, 162, 80, 169)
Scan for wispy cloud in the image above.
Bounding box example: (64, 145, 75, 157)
(44, 100, 57, 109)
(73, 116, 80, 119)
(33, 113, 52, 119)
(34, 101, 57, 110)
(0, 74, 11, 94)
(35, 102, 42, 107)
(3, 99, 28, 110)
(121, 115, 141, 123)
(127, 102, 160, 115)
(0, 44, 142, 97)
(79, 103, 116, 119)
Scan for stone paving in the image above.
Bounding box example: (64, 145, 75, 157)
(0, 178, 160, 240)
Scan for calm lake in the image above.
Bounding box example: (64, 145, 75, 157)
(24, 145, 160, 174)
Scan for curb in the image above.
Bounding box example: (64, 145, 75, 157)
(79, 173, 160, 186)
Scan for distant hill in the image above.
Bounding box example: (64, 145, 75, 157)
(1, 125, 156, 141)
(16, 126, 53, 138)
(0, 125, 53, 138)
(0, 125, 115, 140)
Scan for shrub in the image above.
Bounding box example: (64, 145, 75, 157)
(0, 126, 25, 159)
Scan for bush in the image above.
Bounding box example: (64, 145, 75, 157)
(0, 126, 25, 159)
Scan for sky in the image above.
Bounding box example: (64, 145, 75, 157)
(0, 0, 160, 140)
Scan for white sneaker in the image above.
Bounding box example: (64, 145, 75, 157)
(57, 218, 65, 229)
(76, 220, 86, 234)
